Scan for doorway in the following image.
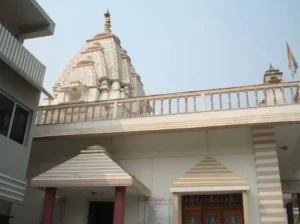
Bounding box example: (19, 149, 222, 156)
(182, 194, 244, 224)
(88, 201, 114, 224)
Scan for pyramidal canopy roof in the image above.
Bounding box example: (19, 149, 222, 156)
(31, 145, 150, 196)
(170, 157, 249, 193)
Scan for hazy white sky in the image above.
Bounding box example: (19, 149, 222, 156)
(25, 0, 300, 98)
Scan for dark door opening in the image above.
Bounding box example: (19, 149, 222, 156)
(0, 215, 10, 224)
(88, 201, 114, 224)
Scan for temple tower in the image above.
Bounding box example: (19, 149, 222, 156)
(43, 10, 145, 106)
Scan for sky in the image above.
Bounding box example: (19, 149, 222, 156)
(25, 0, 300, 98)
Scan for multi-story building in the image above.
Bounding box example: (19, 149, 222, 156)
(23, 11, 300, 224)
(0, 1, 55, 223)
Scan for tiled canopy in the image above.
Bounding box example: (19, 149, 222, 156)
(170, 157, 249, 193)
(31, 145, 151, 196)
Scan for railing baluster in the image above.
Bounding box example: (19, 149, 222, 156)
(290, 87, 295, 104)
(121, 103, 125, 117)
(63, 109, 67, 123)
(246, 91, 249, 108)
(219, 94, 222, 110)
(71, 107, 74, 122)
(201, 93, 206, 111)
(228, 93, 232, 109)
(99, 105, 103, 119)
(113, 102, 118, 118)
(57, 109, 61, 123)
(272, 88, 277, 105)
(161, 99, 163, 115)
(143, 101, 147, 116)
(185, 97, 188, 112)
(92, 105, 95, 120)
(193, 96, 197, 112)
(152, 100, 155, 116)
(50, 110, 54, 124)
(177, 97, 179, 114)
(264, 90, 267, 104)
(106, 104, 110, 119)
(255, 90, 258, 107)
(43, 110, 48, 124)
(169, 98, 172, 114)
(77, 107, 80, 121)
(210, 94, 214, 110)
(237, 92, 240, 108)
(281, 87, 286, 104)
(85, 106, 88, 121)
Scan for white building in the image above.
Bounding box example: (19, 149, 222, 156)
(18, 11, 300, 224)
(0, 1, 55, 223)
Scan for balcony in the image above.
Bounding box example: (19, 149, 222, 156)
(0, 24, 51, 97)
(34, 81, 300, 138)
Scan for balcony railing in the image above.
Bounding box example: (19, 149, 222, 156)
(36, 81, 300, 125)
(0, 23, 46, 87)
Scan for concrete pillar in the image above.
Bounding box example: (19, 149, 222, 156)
(172, 193, 182, 224)
(286, 202, 294, 224)
(297, 193, 300, 217)
(42, 187, 56, 224)
(113, 186, 126, 224)
(251, 126, 286, 223)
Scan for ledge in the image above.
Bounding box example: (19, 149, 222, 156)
(0, 24, 52, 98)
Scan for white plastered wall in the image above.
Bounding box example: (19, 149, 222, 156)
(15, 127, 260, 224)
(111, 127, 260, 224)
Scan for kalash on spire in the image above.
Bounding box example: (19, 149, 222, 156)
(45, 9, 145, 107)
(104, 9, 111, 33)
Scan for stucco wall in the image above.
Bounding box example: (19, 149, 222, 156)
(0, 60, 40, 179)
(14, 127, 260, 224)
(0, 60, 41, 220)
(112, 128, 260, 224)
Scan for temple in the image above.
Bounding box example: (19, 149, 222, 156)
(12, 11, 300, 224)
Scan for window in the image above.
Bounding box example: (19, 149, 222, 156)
(0, 92, 30, 145)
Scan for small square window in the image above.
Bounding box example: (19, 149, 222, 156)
(0, 93, 14, 136)
(9, 105, 29, 145)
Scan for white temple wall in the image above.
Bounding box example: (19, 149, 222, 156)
(86, 87, 100, 102)
(13, 128, 261, 224)
(112, 128, 260, 224)
(64, 197, 88, 224)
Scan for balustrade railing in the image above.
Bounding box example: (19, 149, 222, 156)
(36, 82, 300, 125)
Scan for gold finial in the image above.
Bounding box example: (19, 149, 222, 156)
(104, 9, 111, 32)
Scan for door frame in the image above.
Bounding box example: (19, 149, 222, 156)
(172, 191, 249, 224)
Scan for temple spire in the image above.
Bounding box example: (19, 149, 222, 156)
(104, 9, 111, 33)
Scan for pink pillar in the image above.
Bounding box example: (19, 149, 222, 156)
(113, 186, 126, 224)
(42, 187, 56, 224)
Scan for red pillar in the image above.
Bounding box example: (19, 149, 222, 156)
(42, 187, 56, 224)
(113, 186, 126, 224)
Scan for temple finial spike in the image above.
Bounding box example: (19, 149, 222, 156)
(104, 9, 111, 33)
(269, 63, 274, 70)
